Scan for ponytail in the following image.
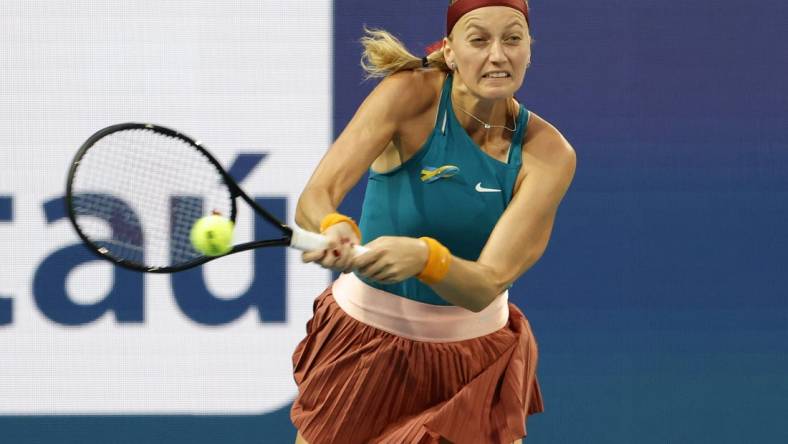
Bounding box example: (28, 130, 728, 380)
(360, 27, 450, 79)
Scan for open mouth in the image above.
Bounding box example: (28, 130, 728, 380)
(482, 72, 511, 79)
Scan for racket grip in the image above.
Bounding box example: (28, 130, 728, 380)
(290, 225, 329, 251)
(290, 225, 369, 255)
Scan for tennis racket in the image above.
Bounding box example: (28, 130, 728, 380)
(66, 122, 364, 273)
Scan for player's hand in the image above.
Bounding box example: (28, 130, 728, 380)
(351, 236, 428, 284)
(301, 222, 359, 273)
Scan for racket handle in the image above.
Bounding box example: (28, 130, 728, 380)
(352, 244, 369, 255)
(290, 225, 328, 251)
(290, 225, 369, 255)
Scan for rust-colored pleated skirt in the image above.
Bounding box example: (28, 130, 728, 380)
(291, 282, 544, 444)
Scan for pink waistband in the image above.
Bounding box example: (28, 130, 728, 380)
(331, 273, 509, 343)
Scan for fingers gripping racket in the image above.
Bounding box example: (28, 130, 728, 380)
(66, 122, 363, 273)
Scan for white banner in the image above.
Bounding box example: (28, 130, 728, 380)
(0, 0, 332, 414)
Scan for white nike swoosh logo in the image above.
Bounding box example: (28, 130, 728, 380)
(475, 182, 502, 193)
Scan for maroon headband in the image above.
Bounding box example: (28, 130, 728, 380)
(446, 0, 529, 36)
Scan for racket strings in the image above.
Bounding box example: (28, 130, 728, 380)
(70, 128, 233, 269)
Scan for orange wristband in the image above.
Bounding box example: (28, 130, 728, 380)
(319, 212, 361, 241)
(417, 237, 451, 284)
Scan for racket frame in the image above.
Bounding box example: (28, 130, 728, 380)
(66, 122, 297, 273)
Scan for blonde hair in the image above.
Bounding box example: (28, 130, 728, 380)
(360, 27, 450, 79)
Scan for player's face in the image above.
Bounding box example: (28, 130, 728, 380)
(445, 6, 531, 100)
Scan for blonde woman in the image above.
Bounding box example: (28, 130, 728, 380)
(292, 1, 575, 442)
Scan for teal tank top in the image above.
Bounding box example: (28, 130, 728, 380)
(357, 74, 529, 305)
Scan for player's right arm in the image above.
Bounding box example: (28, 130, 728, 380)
(296, 70, 438, 266)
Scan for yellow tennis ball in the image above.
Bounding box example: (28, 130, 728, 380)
(190, 215, 234, 256)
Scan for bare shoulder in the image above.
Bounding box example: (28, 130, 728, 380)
(371, 69, 445, 123)
(522, 112, 577, 175)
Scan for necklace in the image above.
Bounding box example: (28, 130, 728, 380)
(454, 99, 517, 132)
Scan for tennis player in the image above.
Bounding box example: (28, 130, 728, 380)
(292, 1, 575, 442)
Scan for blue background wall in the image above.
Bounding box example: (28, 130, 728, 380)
(335, 1, 788, 442)
(2, 1, 786, 443)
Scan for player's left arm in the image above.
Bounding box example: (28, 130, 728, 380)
(430, 114, 576, 312)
